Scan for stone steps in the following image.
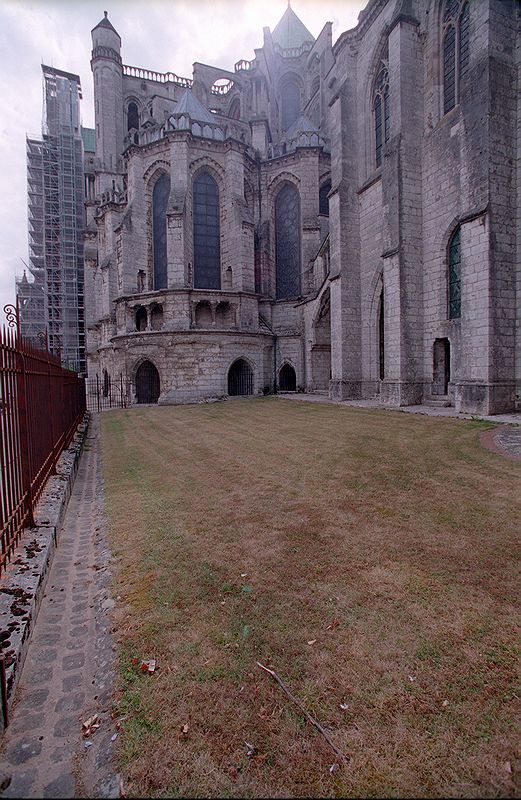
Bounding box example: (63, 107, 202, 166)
(424, 395, 453, 408)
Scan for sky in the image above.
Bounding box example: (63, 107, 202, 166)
(0, 0, 364, 324)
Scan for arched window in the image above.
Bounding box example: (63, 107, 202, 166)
(193, 172, 220, 290)
(152, 174, 170, 290)
(442, 1, 470, 115)
(373, 54, 389, 168)
(228, 359, 253, 396)
(275, 183, 300, 300)
(127, 101, 139, 131)
(448, 226, 461, 319)
(281, 80, 300, 131)
(319, 182, 331, 215)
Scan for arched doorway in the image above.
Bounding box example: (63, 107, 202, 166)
(135, 361, 160, 404)
(228, 359, 253, 396)
(279, 363, 297, 391)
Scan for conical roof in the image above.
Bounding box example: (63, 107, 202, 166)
(92, 11, 120, 38)
(272, 5, 314, 49)
(285, 113, 319, 138)
(174, 89, 215, 124)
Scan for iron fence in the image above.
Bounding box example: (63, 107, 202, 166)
(85, 374, 131, 412)
(0, 305, 86, 574)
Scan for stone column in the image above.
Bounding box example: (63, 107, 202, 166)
(168, 136, 190, 287)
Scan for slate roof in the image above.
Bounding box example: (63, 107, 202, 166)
(272, 5, 314, 49)
(92, 11, 120, 38)
(285, 113, 319, 138)
(173, 90, 216, 124)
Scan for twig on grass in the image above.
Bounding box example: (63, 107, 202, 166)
(256, 661, 349, 764)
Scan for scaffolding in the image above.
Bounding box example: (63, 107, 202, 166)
(18, 65, 86, 373)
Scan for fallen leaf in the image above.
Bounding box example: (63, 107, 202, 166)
(503, 761, 512, 774)
(408, 675, 416, 682)
(228, 766, 239, 780)
(326, 618, 340, 630)
(84, 740, 93, 749)
(330, 763, 339, 774)
(307, 639, 317, 646)
(442, 699, 449, 707)
(340, 703, 349, 711)
(140, 659, 156, 673)
(82, 714, 100, 738)
(240, 573, 248, 578)
(245, 741, 256, 757)
(182, 723, 189, 735)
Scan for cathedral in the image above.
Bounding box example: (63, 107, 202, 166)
(85, 0, 520, 414)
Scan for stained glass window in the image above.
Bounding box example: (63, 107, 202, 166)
(275, 184, 300, 300)
(193, 172, 221, 290)
(443, 1, 470, 114)
(319, 182, 331, 215)
(373, 61, 389, 168)
(281, 81, 300, 131)
(153, 174, 170, 290)
(127, 102, 139, 131)
(448, 227, 461, 319)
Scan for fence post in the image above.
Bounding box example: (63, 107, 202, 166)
(96, 373, 100, 413)
(15, 336, 35, 529)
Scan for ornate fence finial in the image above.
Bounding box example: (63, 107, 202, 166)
(3, 304, 19, 330)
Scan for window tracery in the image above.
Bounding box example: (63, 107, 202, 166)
(442, 1, 470, 114)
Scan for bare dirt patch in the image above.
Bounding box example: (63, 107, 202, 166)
(101, 400, 520, 798)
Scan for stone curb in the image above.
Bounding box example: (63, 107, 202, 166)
(0, 413, 91, 730)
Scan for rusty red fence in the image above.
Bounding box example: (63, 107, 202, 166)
(0, 306, 86, 574)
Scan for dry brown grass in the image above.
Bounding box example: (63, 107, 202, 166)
(101, 399, 520, 798)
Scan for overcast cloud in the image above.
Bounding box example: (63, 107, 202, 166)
(0, 0, 363, 324)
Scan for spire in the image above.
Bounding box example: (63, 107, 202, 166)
(92, 10, 120, 39)
(272, 5, 314, 50)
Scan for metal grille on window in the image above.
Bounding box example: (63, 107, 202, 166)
(153, 174, 170, 290)
(193, 172, 221, 290)
(275, 184, 300, 300)
(228, 359, 253, 396)
(374, 61, 389, 168)
(448, 227, 461, 319)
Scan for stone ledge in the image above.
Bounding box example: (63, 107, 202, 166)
(0, 413, 90, 730)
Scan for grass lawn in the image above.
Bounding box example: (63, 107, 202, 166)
(101, 399, 520, 798)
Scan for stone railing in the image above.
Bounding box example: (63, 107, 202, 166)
(211, 81, 234, 96)
(234, 58, 257, 72)
(123, 64, 193, 88)
(273, 42, 313, 59)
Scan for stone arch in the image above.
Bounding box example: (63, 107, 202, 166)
(227, 357, 254, 396)
(215, 301, 233, 328)
(194, 301, 213, 327)
(143, 160, 170, 186)
(278, 362, 297, 392)
(189, 156, 226, 186)
(267, 171, 300, 202)
(134, 359, 161, 404)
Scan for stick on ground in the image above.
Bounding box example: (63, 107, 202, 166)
(256, 661, 349, 764)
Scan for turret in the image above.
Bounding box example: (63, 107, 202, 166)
(91, 11, 123, 174)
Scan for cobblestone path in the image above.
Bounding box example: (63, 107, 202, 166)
(0, 417, 119, 798)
